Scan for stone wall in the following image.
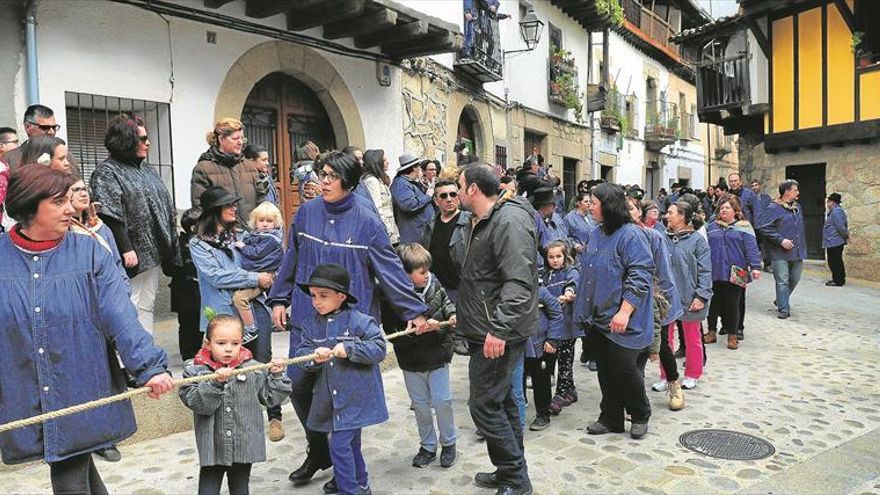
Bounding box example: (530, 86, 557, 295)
(401, 59, 453, 163)
(751, 141, 880, 282)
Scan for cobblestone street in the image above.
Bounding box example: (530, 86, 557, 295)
(4, 268, 880, 494)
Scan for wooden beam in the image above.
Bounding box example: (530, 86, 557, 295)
(832, 0, 856, 32)
(742, 14, 770, 58)
(287, 0, 365, 32)
(386, 33, 460, 59)
(323, 8, 397, 39)
(204, 0, 237, 8)
(244, 0, 295, 19)
(354, 19, 427, 49)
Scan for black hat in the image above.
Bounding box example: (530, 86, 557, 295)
(827, 193, 842, 204)
(199, 186, 241, 211)
(297, 263, 358, 304)
(530, 186, 556, 209)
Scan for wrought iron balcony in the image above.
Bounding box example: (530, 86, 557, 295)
(644, 99, 679, 150)
(454, 7, 503, 83)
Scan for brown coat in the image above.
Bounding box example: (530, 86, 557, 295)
(5, 140, 80, 177)
(190, 151, 265, 228)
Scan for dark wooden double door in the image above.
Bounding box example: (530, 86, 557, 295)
(241, 73, 336, 223)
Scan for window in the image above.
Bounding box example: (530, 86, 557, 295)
(65, 92, 174, 196)
(854, 0, 880, 64)
(549, 24, 562, 51)
(494, 144, 508, 170)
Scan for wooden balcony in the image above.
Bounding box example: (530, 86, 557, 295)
(696, 53, 751, 120)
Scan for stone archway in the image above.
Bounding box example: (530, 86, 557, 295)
(447, 97, 493, 166)
(214, 40, 365, 149)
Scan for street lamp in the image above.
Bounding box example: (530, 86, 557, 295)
(506, 4, 544, 55)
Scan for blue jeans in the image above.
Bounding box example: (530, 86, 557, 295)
(771, 259, 804, 314)
(245, 300, 281, 421)
(330, 428, 368, 495)
(402, 365, 457, 452)
(512, 356, 525, 431)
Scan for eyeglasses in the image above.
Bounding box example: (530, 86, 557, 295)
(138, 135, 150, 143)
(70, 186, 88, 194)
(319, 170, 341, 182)
(436, 191, 458, 200)
(25, 121, 61, 132)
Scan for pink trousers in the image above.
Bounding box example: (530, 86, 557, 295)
(660, 321, 703, 380)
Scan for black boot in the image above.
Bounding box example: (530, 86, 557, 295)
(289, 449, 332, 484)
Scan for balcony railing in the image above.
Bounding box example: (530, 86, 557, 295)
(454, 8, 503, 83)
(696, 53, 750, 113)
(621, 0, 679, 57)
(644, 99, 679, 150)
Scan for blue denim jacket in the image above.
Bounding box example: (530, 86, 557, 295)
(528, 286, 564, 359)
(706, 221, 763, 282)
(0, 234, 168, 464)
(757, 201, 807, 261)
(267, 192, 426, 330)
(822, 205, 848, 248)
(190, 235, 260, 331)
(573, 223, 655, 350)
(390, 175, 434, 244)
(564, 210, 595, 248)
(295, 309, 388, 432)
(665, 230, 713, 321)
(541, 266, 582, 339)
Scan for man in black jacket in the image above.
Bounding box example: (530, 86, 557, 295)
(457, 165, 538, 495)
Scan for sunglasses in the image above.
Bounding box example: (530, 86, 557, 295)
(138, 135, 150, 143)
(26, 121, 61, 132)
(436, 191, 458, 200)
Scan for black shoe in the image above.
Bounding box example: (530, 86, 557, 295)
(529, 415, 551, 431)
(94, 446, 121, 462)
(587, 421, 624, 435)
(736, 329, 744, 342)
(495, 481, 533, 495)
(322, 477, 337, 494)
(825, 281, 844, 287)
(475, 429, 485, 442)
(587, 360, 598, 372)
(289, 453, 332, 484)
(777, 311, 790, 319)
(630, 422, 649, 439)
(475, 471, 502, 489)
(412, 447, 436, 468)
(440, 444, 457, 468)
(453, 339, 470, 356)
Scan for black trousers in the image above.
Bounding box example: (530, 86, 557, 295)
(738, 286, 747, 331)
(468, 340, 529, 488)
(592, 329, 651, 428)
(636, 323, 679, 383)
(580, 332, 594, 362)
(524, 353, 557, 417)
(49, 453, 108, 495)
(177, 308, 202, 362)
(198, 463, 252, 495)
(827, 245, 846, 285)
(710, 281, 742, 333)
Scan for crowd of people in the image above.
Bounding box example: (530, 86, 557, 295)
(0, 104, 851, 495)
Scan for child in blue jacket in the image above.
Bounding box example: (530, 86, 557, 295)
(233, 202, 284, 342)
(542, 240, 581, 415)
(295, 264, 388, 495)
(524, 284, 564, 431)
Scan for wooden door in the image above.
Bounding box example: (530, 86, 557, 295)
(241, 73, 336, 224)
(785, 163, 825, 260)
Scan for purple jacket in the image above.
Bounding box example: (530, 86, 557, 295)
(528, 286, 564, 359)
(757, 201, 807, 261)
(707, 220, 763, 282)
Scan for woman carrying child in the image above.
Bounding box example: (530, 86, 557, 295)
(179, 314, 291, 495)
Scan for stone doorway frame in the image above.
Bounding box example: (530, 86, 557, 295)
(214, 40, 365, 149)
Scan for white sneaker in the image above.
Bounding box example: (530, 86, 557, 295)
(681, 377, 699, 389)
(525, 376, 533, 389)
(651, 380, 668, 392)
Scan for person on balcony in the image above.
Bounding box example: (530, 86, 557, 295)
(461, 0, 500, 59)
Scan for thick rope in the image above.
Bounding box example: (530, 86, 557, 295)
(0, 321, 451, 434)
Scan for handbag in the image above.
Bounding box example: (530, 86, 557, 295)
(729, 265, 749, 288)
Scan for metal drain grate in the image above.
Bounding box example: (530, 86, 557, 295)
(679, 429, 775, 460)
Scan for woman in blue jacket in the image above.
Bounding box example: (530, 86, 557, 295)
(269, 151, 427, 489)
(706, 195, 762, 349)
(573, 183, 655, 440)
(0, 165, 173, 493)
(664, 201, 713, 390)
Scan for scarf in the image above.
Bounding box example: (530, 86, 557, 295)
(715, 219, 756, 236)
(199, 229, 236, 252)
(199, 146, 243, 168)
(9, 224, 63, 252)
(773, 198, 799, 211)
(666, 227, 695, 242)
(193, 346, 253, 371)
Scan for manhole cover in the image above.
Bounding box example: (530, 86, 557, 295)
(679, 429, 775, 460)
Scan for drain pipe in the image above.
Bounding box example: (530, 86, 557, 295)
(25, 0, 41, 105)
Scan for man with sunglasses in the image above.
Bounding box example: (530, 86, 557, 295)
(5, 104, 78, 172)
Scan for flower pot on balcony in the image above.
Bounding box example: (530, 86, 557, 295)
(600, 114, 621, 132)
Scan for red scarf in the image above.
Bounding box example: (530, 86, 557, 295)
(193, 346, 253, 370)
(9, 225, 63, 252)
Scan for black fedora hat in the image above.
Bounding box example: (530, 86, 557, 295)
(529, 186, 556, 209)
(200, 186, 241, 211)
(297, 263, 358, 304)
(827, 193, 842, 204)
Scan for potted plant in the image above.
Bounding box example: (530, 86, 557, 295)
(853, 31, 873, 68)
